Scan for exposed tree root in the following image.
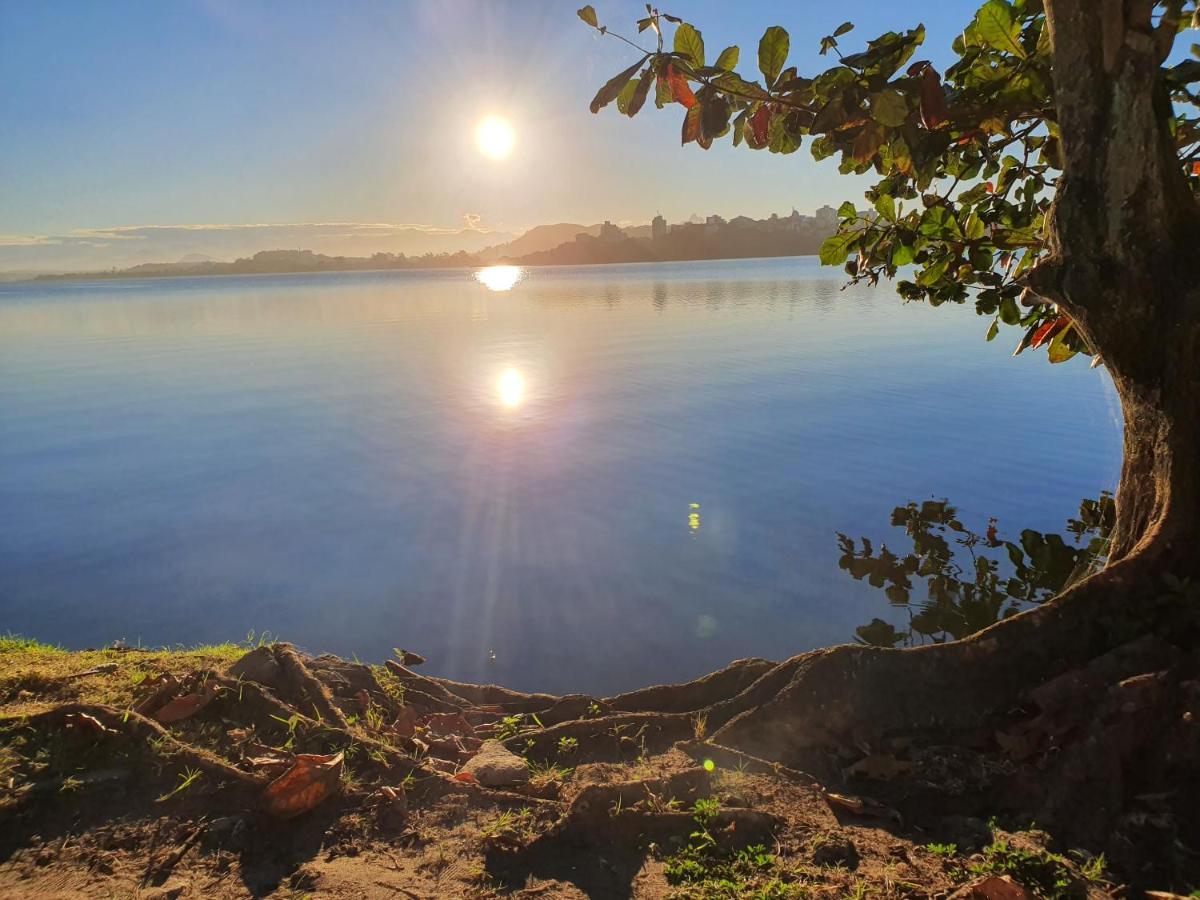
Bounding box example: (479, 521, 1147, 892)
(502, 711, 694, 762)
(13, 702, 267, 790)
(273, 644, 351, 729)
(604, 657, 776, 714)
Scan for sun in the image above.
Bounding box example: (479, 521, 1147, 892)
(475, 115, 516, 160)
(497, 368, 525, 408)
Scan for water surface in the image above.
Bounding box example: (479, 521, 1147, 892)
(0, 259, 1122, 693)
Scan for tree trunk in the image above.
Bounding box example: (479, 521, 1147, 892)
(702, 0, 1200, 774)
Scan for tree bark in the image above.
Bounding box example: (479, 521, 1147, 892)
(707, 0, 1200, 772)
(1035, 0, 1200, 564)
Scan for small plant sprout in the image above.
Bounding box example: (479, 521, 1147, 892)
(557, 735, 578, 755)
(156, 767, 202, 802)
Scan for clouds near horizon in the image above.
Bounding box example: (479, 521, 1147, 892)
(0, 219, 515, 273)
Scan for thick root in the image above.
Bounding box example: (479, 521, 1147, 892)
(14, 702, 267, 789)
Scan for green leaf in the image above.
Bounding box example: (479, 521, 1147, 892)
(715, 45, 739, 71)
(577, 5, 598, 28)
(869, 90, 909, 127)
(758, 26, 790, 86)
(732, 110, 747, 147)
(998, 296, 1020, 325)
(674, 22, 705, 68)
(974, 0, 1026, 58)
(590, 56, 651, 114)
(986, 318, 1000, 341)
(627, 68, 654, 117)
(833, 21, 855, 37)
(874, 194, 896, 222)
(1047, 324, 1078, 363)
(819, 230, 860, 266)
(767, 111, 800, 154)
(837, 200, 858, 220)
(964, 212, 986, 241)
(713, 72, 769, 99)
(891, 242, 915, 266)
(616, 78, 639, 115)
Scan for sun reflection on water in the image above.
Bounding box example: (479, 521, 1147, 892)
(497, 368, 525, 408)
(475, 265, 523, 292)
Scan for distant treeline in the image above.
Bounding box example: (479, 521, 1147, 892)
(35, 215, 835, 282)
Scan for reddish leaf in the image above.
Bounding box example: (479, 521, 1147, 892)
(749, 104, 771, 146)
(985, 181, 995, 193)
(1028, 315, 1070, 350)
(262, 752, 344, 819)
(154, 689, 215, 724)
(919, 67, 948, 129)
(851, 124, 885, 163)
(681, 104, 702, 145)
(666, 64, 697, 109)
(1192, 161, 1200, 176)
(451, 770, 478, 784)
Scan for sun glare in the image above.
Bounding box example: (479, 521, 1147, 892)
(475, 115, 516, 160)
(497, 368, 525, 408)
(475, 265, 522, 292)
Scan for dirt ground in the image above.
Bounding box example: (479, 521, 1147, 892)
(0, 638, 1190, 898)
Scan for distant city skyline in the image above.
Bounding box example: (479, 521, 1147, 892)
(0, 1, 977, 272)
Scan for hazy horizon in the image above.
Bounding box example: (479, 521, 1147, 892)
(0, 0, 977, 274)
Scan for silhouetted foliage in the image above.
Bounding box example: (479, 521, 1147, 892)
(839, 493, 1114, 647)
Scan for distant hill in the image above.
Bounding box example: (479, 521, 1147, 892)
(479, 223, 600, 261)
(30, 210, 841, 283)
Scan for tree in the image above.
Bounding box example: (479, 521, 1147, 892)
(579, 0, 1200, 853)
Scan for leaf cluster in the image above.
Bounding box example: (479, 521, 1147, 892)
(582, 2, 1200, 360)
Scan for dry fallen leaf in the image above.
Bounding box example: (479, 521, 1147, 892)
(262, 752, 344, 819)
(823, 791, 902, 823)
(155, 689, 215, 724)
(451, 770, 478, 784)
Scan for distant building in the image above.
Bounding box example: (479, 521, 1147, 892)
(815, 205, 838, 228)
(728, 215, 757, 229)
(704, 214, 726, 235)
(651, 214, 667, 241)
(599, 220, 625, 242)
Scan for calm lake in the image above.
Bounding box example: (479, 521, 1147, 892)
(0, 259, 1122, 694)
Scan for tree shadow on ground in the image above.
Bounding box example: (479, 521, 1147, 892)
(484, 835, 648, 899)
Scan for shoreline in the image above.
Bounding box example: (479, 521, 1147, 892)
(0, 634, 1184, 896)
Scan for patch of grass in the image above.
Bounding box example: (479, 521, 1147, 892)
(155, 766, 202, 803)
(527, 759, 573, 787)
(967, 840, 1078, 900)
(660, 799, 803, 898)
(494, 713, 542, 741)
(925, 842, 958, 857)
(478, 807, 539, 848)
(0, 634, 66, 655)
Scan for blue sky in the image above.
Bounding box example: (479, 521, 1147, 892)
(0, 1, 977, 270)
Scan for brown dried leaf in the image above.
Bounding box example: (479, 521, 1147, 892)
(154, 690, 215, 724)
(262, 752, 344, 819)
(823, 790, 902, 823)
